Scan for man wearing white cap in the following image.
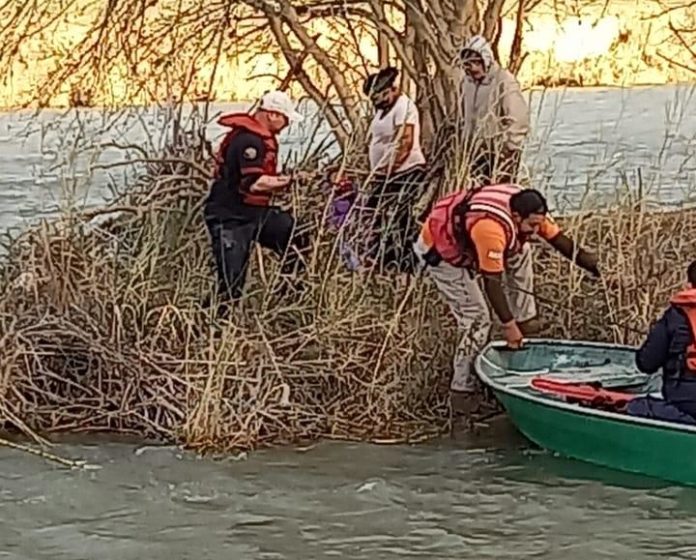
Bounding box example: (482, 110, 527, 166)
(203, 90, 308, 316)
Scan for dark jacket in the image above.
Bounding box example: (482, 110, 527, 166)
(636, 306, 693, 378)
(205, 113, 279, 221)
(635, 303, 696, 418)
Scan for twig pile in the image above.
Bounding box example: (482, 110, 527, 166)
(0, 139, 454, 453)
(0, 135, 694, 453)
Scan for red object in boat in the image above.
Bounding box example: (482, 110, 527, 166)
(530, 377, 638, 409)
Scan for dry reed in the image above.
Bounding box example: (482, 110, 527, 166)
(0, 130, 694, 454)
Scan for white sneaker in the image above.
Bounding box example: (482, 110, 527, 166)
(450, 372, 479, 393)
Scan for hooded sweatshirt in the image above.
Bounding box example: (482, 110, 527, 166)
(459, 35, 530, 154)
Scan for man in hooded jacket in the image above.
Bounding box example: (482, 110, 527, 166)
(458, 35, 530, 185)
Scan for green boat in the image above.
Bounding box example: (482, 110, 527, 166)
(474, 338, 696, 487)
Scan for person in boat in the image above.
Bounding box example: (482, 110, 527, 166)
(202, 90, 310, 317)
(363, 66, 428, 274)
(628, 260, 696, 424)
(458, 35, 529, 186)
(412, 184, 600, 412)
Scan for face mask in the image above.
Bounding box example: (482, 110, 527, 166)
(371, 86, 395, 110)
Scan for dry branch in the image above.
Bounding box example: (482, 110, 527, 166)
(1, 123, 695, 454)
(2, 0, 696, 455)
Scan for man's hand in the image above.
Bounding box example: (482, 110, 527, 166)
(501, 320, 524, 349)
(249, 174, 292, 193)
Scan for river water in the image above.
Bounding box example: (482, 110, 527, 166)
(0, 84, 695, 239)
(5, 422, 696, 560)
(2, 84, 696, 557)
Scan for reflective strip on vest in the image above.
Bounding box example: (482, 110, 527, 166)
(466, 184, 521, 251)
(467, 201, 518, 251)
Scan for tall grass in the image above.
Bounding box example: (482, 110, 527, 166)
(0, 99, 695, 454)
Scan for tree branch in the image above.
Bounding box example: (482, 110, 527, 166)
(655, 50, 696, 75)
(641, 0, 696, 20)
(266, 15, 351, 147)
(668, 19, 696, 61)
(255, 0, 360, 123)
(508, 0, 526, 74)
(482, 0, 506, 43)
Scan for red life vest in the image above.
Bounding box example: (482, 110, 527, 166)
(670, 288, 696, 373)
(425, 183, 523, 267)
(531, 377, 636, 410)
(213, 113, 279, 206)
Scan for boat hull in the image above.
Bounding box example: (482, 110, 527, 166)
(473, 338, 696, 487)
(494, 386, 696, 487)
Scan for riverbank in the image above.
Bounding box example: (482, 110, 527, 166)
(0, 132, 694, 453)
(0, 0, 694, 110)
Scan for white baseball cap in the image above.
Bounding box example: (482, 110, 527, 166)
(258, 90, 304, 123)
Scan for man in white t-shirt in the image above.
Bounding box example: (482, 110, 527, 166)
(363, 66, 428, 274)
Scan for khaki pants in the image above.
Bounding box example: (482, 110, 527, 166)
(413, 236, 537, 392)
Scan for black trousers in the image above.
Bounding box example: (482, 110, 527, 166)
(663, 377, 696, 419)
(365, 165, 427, 274)
(470, 149, 521, 185)
(205, 205, 308, 303)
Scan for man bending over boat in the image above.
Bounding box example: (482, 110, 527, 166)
(628, 260, 696, 425)
(412, 184, 600, 413)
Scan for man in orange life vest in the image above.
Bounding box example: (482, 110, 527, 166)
(628, 261, 696, 424)
(203, 90, 309, 315)
(413, 184, 600, 405)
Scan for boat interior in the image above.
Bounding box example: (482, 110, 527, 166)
(475, 339, 663, 409)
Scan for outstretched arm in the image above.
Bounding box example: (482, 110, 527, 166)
(535, 216, 600, 277)
(546, 232, 600, 277)
(481, 273, 514, 324)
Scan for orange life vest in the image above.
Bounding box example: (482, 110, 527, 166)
(425, 183, 523, 267)
(213, 113, 279, 206)
(670, 288, 696, 373)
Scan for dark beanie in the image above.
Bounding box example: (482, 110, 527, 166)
(363, 66, 399, 95)
(509, 189, 549, 218)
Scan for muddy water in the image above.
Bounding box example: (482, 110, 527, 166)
(4, 423, 696, 560)
(2, 85, 696, 558)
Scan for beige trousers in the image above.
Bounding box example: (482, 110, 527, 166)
(413, 236, 537, 392)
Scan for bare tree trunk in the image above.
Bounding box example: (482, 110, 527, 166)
(370, 1, 390, 67)
(508, 0, 528, 74)
(2, 0, 516, 153)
